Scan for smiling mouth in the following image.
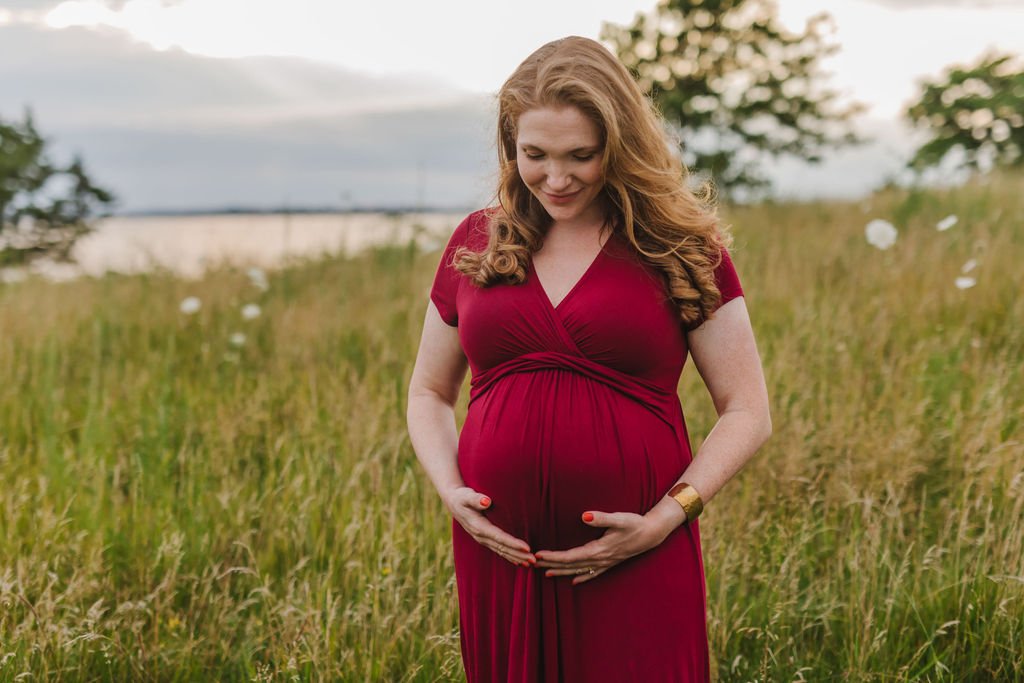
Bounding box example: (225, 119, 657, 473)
(545, 189, 581, 199)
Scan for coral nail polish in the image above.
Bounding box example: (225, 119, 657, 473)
(480, 496, 491, 507)
(582, 511, 594, 522)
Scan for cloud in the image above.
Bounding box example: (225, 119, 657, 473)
(859, 0, 1023, 8)
(51, 103, 496, 211)
(0, 0, 61, 8)
(0, 24, 471, 128)
(0, 23, 494, 211)
(0, 20, 916, 211)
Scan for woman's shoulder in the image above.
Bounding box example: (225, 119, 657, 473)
(449, 206, 497, 250)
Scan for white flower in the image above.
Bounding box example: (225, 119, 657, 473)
(865, 219, 898, 250)
(241, 303, 261, 320)
(936, 215, 958, 231)
(955, 276, 977, 290)
(247, 267, 269, 291)
(961, 258, 978, 273)
(229, 332, 246, 346)
(179, 296, 201, 314)
(1, 268, 28, 284)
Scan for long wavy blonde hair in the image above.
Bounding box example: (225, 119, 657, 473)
(452, 35, 734, 330)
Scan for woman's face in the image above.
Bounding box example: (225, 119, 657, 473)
(515, 105, 605, 225)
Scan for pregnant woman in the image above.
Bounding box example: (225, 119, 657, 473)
(407, 35, 772, 682)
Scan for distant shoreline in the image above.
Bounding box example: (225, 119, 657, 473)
(110, 205, 478, 218)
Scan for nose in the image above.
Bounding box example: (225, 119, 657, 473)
(544, 162, 573, 192)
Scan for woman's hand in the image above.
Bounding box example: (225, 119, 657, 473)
(534, 509, 676, 585)
(444, 486, 537, 568)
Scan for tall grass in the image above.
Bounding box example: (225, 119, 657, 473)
(0, 170, 1021, 681)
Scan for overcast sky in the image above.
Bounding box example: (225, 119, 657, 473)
(1, 0, 1022, 211)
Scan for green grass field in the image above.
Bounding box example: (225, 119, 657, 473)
(1, 171, 1022, 681)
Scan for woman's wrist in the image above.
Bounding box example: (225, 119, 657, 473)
(438, 481, 466, 512)
(645, 496, 688, 540)
(666, 481, 704, 522)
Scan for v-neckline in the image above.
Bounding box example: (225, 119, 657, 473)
(530, 231, 614, 313)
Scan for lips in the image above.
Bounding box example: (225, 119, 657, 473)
(544, 189, 581, 201)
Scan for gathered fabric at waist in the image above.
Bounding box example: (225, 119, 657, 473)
(468, 350, 679, 430)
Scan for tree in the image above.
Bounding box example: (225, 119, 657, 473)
(904, 50, 1024, 177)
(0, 108, 116, 266)
(600, 0, 867, 201)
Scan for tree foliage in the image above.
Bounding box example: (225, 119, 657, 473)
(0, 109, 116, 266)
(904, 50, 1024, 176)
(600, 0, 866, 201)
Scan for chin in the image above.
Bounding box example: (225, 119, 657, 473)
(537, 197, 580, 214)
(544, 207, 578, 221)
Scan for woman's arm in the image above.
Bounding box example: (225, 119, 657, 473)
(646, 296, 773, 533)
(407, 301, 538, 567)
(407, 301, 470, 504)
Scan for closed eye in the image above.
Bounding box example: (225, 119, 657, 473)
(524, 153, 596, 161)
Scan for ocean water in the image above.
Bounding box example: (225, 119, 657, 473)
(0, 212, 464, 283)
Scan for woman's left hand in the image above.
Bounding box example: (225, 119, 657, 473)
(533, 510, 673, 585)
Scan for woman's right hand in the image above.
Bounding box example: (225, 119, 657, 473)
(444, 486, 537, 568)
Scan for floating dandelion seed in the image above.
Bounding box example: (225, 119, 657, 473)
(241, 303, 261, 320)
(179, 296, 201, 314)
(955, 276, 977, 290)
(936, 215, 958, 231)
(865, 219, 897, 250)
(247, 267, 269, 291)
(961, 258, 978, 273)
(229, 332, 246, 346)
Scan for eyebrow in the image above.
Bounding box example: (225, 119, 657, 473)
(519, 143, 601, 154)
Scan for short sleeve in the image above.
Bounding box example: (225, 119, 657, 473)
(429, 214, 473, 326)
(685, 246, 744, 332)
(714, 246, 744, 309)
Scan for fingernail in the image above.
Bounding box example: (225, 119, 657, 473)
(545, 571, 552, 578)
(521, 561, 529, 568)
(480, 496, 490, 507)
(582, 511, 594, 522)
(534, 552, 544, 560)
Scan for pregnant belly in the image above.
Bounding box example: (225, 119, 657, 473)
(457, 369, 690, 550)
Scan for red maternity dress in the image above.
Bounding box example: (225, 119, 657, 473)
(429, 208, 744, 682)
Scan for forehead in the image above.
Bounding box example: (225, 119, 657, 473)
(516, 106, 601, 150)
